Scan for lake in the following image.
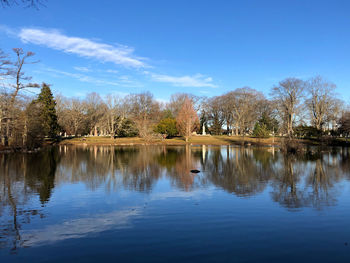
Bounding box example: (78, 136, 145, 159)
(1, 145, 350, 262)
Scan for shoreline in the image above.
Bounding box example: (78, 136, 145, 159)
(1, 135, 349, 153)
(58, 135, 280, 147)
(57, 135, 347, 147)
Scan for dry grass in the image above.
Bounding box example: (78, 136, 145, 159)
(4, 135, 345, 153)
(58, 135, 283, 146)
(0, 135, 346, 152)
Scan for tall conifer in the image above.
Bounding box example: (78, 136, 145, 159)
(37, 83, 59, 138)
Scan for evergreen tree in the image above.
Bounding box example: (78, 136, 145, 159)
(155, 118, 178, 138)
(37, 83, 59, 138)
(252, 122, 270, 138)
(258, 112, 279, 133)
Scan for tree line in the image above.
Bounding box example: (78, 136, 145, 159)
(1, 48, 350, 149)
(203, 77, 344, 138)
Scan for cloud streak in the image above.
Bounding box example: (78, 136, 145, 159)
(18, 28, 146, 68)
(148, 72, 217, 88)
(44, 68, 143, 88)
(74, 66, 91, 72)
(1, 26, 219, 89)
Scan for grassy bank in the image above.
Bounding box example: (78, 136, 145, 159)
(58, 135, 337, 147)
(2, 135, 348, 153)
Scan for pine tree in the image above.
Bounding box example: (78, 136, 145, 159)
(37, 83, 59, 138)
(252, 122, 270, 138)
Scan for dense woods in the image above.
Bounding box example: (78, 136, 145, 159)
(1, 47, 350, 150)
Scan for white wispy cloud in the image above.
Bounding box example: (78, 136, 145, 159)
(0, 24, 16, 36)
(18, 28, 146, 68)
(1, 25, 220, 90)
(106, 69, 119, 74)
(147, 72, 217, 88)
(46, 68, 120, 86)
(74, 66, 91, 72)
(44, 68, 143, 88)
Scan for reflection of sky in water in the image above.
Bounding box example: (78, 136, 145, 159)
(2, 146, 350, 262)
(21, 208, 142, 246)
(16, 173, 215, 247)
(21, 187, 215, 247)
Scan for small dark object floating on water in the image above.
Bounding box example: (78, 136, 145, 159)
(190, 169, 200, 173)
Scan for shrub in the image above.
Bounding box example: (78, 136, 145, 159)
(154, 118, 178, 138)
(294, 125, 323, 138)
(117, 119, 139, 137)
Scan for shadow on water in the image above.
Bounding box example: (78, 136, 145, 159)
(1, 145, 350, 253)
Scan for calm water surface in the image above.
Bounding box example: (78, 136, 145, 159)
(1, 145, 350, 262)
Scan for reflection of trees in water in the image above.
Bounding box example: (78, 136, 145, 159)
(2, 145, 350, 252)
(306, 159, 338, 208)
(56, 146, 124, 191)
(270, 156, 305, 209)
(165, 145, 205, 191)
(270, 151, 344, 210)
(2, 145, 350, 253)
(57, 146, 163, 192)
(25, 148, 60, 203)
(198, 146, 347, 209)
(54, 145, 350, 208)
(204, 147, 272, 197)
(120, 146, 162, 192)
(0, 147, 59, 251)
(56, 145, 204, 192)
(338, 147, 350, 179)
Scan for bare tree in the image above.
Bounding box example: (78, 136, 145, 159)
(305, 76, 337, 130)
(225, 87, 264, 136)
(0, 49, 11, 77)
(176, 97, 199, 142)
(8, 48, 39, 109)
(338, 111, 350, 138)
(68, 98, 86, 136)
(204, 96, 225, 135)
(84, 92, 105, 136)
(327, 98, 344, 131)
(167, 93, 201, 117)
(221, 94, 234, 134)
(1, 48, 39, 146)
(126, 92, 160, 139)
(56, 96, 86, 136)
(0, 50, 11, 143)
(271, 78, 305, 137)
(104, 94, 125, 138)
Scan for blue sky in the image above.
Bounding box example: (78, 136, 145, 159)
(1, 0, 350, 102)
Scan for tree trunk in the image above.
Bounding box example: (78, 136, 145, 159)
(288, 113, 293, 138)
(23, 119, 27, 147)
(4, 119, 10, 146)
